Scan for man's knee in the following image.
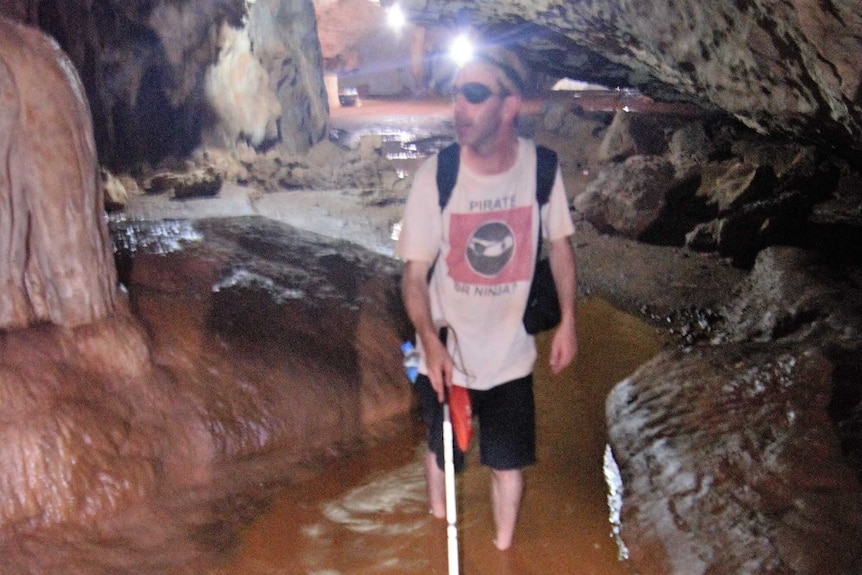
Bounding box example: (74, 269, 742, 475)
(491, 468, 523, 483)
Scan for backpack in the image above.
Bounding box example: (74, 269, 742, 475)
(435, 142, 557, 211)
(433, 142, 562, 334)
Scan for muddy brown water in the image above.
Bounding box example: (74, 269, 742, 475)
(212, 297, 662, 575)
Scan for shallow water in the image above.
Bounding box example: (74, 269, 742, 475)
(212, 297, 662, 575)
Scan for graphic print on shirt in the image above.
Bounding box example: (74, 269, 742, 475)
(446, 206, 533, 287)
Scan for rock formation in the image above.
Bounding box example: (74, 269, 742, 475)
(606, 247, 862, 575)
(0, 18, 117, 328)
(1, 1, 860, 573)
(0, 16, 182, 533)
(561, 105, 848, 266)
(0, 0, 328, 167)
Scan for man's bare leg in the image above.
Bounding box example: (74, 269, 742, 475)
(491, 468, 524, 550)
(425, 449, 446, 518)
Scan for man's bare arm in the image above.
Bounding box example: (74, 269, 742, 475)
(401, 260, 453, 400)
(547, 236, 578, 373)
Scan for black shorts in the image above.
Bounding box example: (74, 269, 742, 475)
(415, 373, 536, 472)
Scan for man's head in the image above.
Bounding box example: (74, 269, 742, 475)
(451, 45, 527, 153)
(471, 45, 528, 97)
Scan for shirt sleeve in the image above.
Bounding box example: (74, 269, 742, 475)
(542, 167, 576, 242)
(395, 155, 443, 263)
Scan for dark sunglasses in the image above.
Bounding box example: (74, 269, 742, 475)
(449, 82, 507, 104)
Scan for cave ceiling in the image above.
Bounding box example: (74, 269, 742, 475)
(385, 0, 862, 163)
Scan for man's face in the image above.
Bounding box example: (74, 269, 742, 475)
(451, 63, 513, 149)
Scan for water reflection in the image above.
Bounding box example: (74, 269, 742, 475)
(214, 298, 662, 575)
(109, 215, 203, 255)
(328, 126, 454, 161)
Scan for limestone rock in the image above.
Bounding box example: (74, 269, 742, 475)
(597, 111, 637, 162)
(0, 315, 204, 528)
(248, 0, 329, 155)
(101, 168, 130, 209)
(684, 220, 719, 252)
(707, 161, 777, 212)
(668, 122, 715, 178)
(606, 246, 862, 575)
(0, 0, 328, 167)
(807, 169, 862, 259)
(145, 168, 224, 199)
(114, 216, 415, 455)
(607, 343, 862, 575)
(0, 18, 117, 329)
(718, 246, 862, 345)
(204, 20, 282, 148)
(574, 155, 677, 239)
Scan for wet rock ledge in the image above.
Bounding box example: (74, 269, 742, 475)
(606, 247, 862, 575)
(115, 215, 415, 463)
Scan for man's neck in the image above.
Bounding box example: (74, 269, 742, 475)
(462, 134, 519, 175)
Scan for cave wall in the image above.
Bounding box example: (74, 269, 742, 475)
(392, 0, 862, 164)
(6, 0, 859, 168)
(606, 247, 862, 575)
(247, 0, 329, 154)
(0, 0, 329, 168)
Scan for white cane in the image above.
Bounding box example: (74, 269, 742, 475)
(442, 391, 460, 575)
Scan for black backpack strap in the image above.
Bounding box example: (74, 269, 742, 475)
(535, 145, 557, 207)
(534, 145, 559, 256)
(429, 143, 460, 282)
(436, 143, 460, 210)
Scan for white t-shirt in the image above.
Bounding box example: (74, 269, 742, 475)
(396, 138, 575, 390)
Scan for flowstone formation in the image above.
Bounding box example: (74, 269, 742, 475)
(0, 18, 117, 328)
(0, 15, 182, 530)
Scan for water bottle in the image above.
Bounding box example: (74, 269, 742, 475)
(401, 341, 419, 383)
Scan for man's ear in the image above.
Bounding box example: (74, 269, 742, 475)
(502, 93, 522, 123)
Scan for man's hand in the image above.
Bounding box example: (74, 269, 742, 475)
(422, 332, 454, 402)
(549, 317, 577, 374)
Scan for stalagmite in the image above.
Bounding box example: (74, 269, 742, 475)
(0, 17, 117, 329)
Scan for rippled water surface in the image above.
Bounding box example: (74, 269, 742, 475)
(213, 297, 662, 575)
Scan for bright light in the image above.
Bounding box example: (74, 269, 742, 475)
(386, 4, 406, 30)
(449, 34, 475, 68)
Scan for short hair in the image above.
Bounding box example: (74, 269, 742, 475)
(473, 45, 528, 96)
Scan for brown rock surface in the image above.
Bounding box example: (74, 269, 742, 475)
(116, 216, 414, 460)
(573, 155, 677, 238)
(0, 315, 205, 529)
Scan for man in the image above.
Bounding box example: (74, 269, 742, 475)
(397, 45, 578, 551)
